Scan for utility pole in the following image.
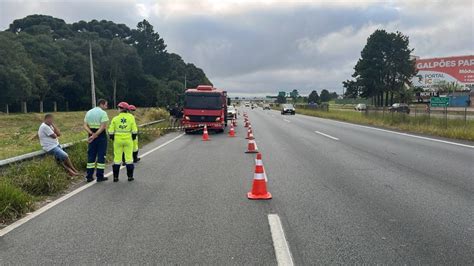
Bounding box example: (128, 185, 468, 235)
(89, 41, 97, 108)
(184, 74, 187, 89)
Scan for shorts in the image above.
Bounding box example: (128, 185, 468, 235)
(47, 145, 69, 162)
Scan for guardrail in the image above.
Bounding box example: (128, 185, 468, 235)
(0, 119, 166, 167)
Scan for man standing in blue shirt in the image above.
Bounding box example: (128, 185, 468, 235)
(83, 99, 109, 182)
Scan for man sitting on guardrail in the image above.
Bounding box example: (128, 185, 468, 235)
(38, 114, 79, 176)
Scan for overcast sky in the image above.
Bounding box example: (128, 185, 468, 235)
(1, 0, 473, 96)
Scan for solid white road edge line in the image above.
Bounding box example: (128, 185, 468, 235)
(268, 214, 294, 266)
(312, 117, 474, 149)
(314, 131, 339, 141)
(0, 133, 185, 237)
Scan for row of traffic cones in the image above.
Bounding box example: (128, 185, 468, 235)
(200, 112, 271, 200)
(242, 112, 271, 200)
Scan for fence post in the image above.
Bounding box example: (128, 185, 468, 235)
(21, 101, 27, 113)
(5, 104, 9, 115)
(53, 101, 57, 112)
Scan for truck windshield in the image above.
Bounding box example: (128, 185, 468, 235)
(184, 93, 222, 110)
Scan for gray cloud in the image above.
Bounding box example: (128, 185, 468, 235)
(1, 0, 473, 96)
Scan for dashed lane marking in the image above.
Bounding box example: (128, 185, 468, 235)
(268, 214, 294, 266)
(0, 133, 185, 237)
(314, 131, 339, 141)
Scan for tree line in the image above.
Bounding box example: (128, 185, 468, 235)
(0, 15, 212, 113)
(275, 89, 338, 104)
(343, 29, 417, 107)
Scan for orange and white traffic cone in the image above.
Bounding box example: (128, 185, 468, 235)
(245, 139, 258, 153)
(244, 120, 250, 128)
(229, 124, 236, 137)
(246, 128, 254, 140)
(202, 125, 210, 141)
(247, 153, 272, 200)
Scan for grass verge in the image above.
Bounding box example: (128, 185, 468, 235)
(0, 108, 169, 224)
(297, 108, 474, 141)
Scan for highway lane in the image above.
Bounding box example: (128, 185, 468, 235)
(248, 108, 473, 264)
(0, 109, 472, 264)
(0, 132, 277, 264)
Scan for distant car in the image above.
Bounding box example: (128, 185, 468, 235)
(354, 103, 367, 111)
(263, 104, 271, 110)
(244, 102, 250, 107)
(389, 103, 410, 114)
(227, 106, 237, 119)
(281, 104, 295, 115)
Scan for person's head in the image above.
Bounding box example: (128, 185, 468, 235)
(128, 105, 137, 112)
(97, 99, 108, 110)
(44, 113, 54, 125)
(117, 102, 129, 113)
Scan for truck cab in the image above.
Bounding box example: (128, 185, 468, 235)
(182, 85, 228, 133)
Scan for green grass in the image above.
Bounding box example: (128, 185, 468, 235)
(0, 180, 33, 222)
(297, 108, 474, 141)
(0, 108, 169, 160)
(0, 108, 170, 223)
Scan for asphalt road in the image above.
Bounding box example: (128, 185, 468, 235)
(1, 108, 473, 264)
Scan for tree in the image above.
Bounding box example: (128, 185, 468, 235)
(308, 90, 320, 103)
(290, 89, 299, 102)
(0, 32, 36, 112)
(276, 94, 287, 104)
(343, 79, 360, 98)
(320, 89, 331, 102)
(350, 29, 417, 106)
(1, 15, 212, 112)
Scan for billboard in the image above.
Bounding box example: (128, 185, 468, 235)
(412, 55, 474, 89)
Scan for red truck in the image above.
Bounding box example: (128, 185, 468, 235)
(182, 85, 228, 133)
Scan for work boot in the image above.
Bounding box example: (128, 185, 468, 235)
(126, 164, 134, 181)
(133, 151, 141, 163)
(112, 164, 120, 182)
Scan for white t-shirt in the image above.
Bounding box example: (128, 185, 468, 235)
(38, 123, 59, 151)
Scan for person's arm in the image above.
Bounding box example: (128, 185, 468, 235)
(83, 122, 94, 135)
(51, 123, 61, 137)
(44, 125, 58, 139)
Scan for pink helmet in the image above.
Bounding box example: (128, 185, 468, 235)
(128, 105, 137, 111)
(117, 102, 129, 109)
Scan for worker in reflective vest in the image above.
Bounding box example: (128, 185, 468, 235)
(109, 102, 138, 182)
(83, 99, 109, 182)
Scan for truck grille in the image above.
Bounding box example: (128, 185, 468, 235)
(188, 115, 217, 122)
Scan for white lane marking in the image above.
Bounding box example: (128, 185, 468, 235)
(314, 131, 339, 141)
(268, 214, 294, 266)
(283, 119, 291, 123)
(0, 133, 185, 237)
(314, 118, 474, 149)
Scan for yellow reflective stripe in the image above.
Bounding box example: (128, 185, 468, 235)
(96, 163, 106, 169)
(86, 163, 96, 169)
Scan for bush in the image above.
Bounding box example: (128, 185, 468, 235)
(143, 108, 169, 122)
(0, 180, 32, 222)
(5, 157, 69, 196)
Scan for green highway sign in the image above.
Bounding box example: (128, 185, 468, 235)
(430, 97, 449, 107)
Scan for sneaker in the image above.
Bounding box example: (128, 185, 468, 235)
(96, 177, 109, 182)
(128, 177, 134, 181)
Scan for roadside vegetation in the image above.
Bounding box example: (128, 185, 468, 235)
(296, 108, 474, 141)
(0, 108, 169, 224)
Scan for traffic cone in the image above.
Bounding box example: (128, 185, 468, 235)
(229, 124, 236, 137)
(247, 153, 272, 200)
(202, 125, 210, 141)
(245, 139, 258, 153)
(244, 120, 250, 128)
(246, 128, 254, 140)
